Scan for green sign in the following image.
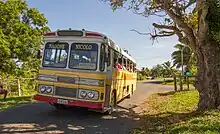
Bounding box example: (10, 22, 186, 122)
(185, 71, 191, 76)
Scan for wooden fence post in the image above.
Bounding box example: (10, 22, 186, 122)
(180, 76, 183, 91)
(174, 75, 177, 91)
(18, 79, 21, 96)
(186, 76, 189, 90)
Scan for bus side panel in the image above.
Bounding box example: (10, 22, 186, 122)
(112, 68, 137, 103)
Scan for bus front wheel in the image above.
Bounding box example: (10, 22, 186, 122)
(52, 103, 66, 109)
(106, 91, 116, 115)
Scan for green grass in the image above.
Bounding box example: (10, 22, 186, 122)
(132, 90, 220, 134)
(0, 95, 34, 110)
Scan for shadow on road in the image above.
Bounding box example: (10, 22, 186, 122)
(142, 80, 164, 85)
(0, 103, 140, 134)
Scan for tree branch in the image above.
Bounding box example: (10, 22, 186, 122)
(161, 0, 196, 50)
(152, 22, 190, 45)
(130, 28, 175, 41)
(152, 23, 178, 30)
(130, 29, 151, 35)
(196, 0, 209, 47)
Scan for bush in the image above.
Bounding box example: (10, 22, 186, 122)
(137, 73, 145, 80)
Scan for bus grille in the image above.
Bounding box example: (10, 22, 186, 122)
(55, 87, 77, 98)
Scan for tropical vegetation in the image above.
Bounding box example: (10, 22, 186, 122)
(131, 90, 220, 134)
(106, 0, 220, 110)
(0, 0, 49, 97)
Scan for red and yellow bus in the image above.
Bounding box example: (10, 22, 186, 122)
(34, 29, 137, 114)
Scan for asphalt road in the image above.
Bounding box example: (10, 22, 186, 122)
(0, 80, 174, 134)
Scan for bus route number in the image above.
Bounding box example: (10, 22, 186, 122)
(48, 44, 65, 49)
(75, 44, 92, 50)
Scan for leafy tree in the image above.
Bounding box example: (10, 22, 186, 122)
(0, 0, 49, 76)
(139, 67, 151, 77)
(104, 0, 220, 110)
(151, 64, 164, 78)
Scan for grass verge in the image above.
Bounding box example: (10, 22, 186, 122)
(0, 95, 34, 110)
(132, 90, 220, 134)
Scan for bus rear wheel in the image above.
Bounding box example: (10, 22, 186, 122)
(127, 85, 134, 98)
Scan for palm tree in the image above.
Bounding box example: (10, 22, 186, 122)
(140, 67, 151, 77)
(162, 61, 174, 77)
(171, 44, 193, 69)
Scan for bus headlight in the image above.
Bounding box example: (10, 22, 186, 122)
(80, 91, 87, 98)
(78, 89, 99, 100)
(38, 85, 53, 94)
(39, 85, 46, 93)
(46, 86, 53, 93)
(88, 92, 95, 98)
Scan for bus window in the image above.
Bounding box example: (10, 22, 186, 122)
(117, 54, 123, 70)
(127, 60, 131, 71)
(133, 63, 137, 72)
(100, 44, 105, 71)
(113, 50, 118, 68)
(107, 47, 111, 66)
(118, 56, 122, 65)
(130, 62, 133, 72)
(69, 43, 98, 70)
(43, 42, 69, 68)
(122, 57, 127, 70)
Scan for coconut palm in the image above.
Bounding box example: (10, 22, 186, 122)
(162, 61, 175, 77)
(171, 44, 193, 69)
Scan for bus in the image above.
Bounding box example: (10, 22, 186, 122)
(34, 29, 137, 114)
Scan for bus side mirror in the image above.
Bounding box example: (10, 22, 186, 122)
(37, 50, 42, 59)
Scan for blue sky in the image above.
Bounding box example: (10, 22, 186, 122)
(27, 0, 178, 69)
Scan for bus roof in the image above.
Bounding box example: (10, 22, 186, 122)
(43, 29, 136, 64)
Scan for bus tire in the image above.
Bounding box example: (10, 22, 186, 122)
(53, 103, 66, 109)
(106, 91, 116, 115)
(127, 84, 134, 98)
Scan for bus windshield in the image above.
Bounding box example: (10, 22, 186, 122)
(42, 43, 69, 68)
(69, 43, 98, 70)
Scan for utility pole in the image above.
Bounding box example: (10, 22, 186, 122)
(180, 45, 191, 91)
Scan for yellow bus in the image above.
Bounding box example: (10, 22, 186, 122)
(34, 29, 137, 114)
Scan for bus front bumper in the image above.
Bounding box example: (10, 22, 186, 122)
(34, 94, 104, 109)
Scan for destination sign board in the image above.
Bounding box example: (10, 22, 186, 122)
(45, 43, 69, 50)
(71, 43, 98, 51)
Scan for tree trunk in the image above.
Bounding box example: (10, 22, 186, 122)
(195, 41, 220, 110)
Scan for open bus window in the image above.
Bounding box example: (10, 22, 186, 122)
(122, 57, 127, 70)
(130, 62, 133, 72)
(99, 44, 105, 71)
(42, 43, 69, 68)
(113, 51, 118, 68)
(107, 47, 111, 66)
(69, 43, 98, 70)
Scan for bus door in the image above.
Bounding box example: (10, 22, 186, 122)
(104, 44, 113, 107)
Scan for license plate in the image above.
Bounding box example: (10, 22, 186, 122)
(57, 99, 68, 105)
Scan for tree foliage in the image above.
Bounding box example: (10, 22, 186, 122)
(162, 61, 175, 77)
(140, 67, 151, 76)
(104, 0, 197, 47)
(171, 44, 191, 68)
(0, 0, 49, 76)
(151, 64, 164, 78)
(104, 0, 220, 110)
